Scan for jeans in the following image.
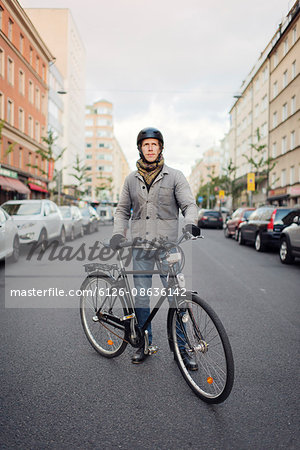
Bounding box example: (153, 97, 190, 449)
(132, 248, 186, 349)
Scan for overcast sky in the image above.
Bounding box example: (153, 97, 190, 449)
(20, 0, 291, 176)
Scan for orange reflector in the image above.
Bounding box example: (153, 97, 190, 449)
(207, 377, 213, 384)
(107, 340, 114, 346)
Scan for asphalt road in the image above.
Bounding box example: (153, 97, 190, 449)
(0, 226, 299, 449)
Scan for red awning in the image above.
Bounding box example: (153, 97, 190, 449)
(28, 183, 48, 193)
(0, 176, 30, 194)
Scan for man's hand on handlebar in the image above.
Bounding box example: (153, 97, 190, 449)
(183, 224, 202, 237)
(109, 234, 126, 250)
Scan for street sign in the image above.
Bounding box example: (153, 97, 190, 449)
(197, 196, 203, 203)
(219, 190, 225, 199)
(209, 195, 215, 200)
(247, 173, 255, 191)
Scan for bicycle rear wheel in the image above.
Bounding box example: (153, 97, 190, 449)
(80, 275, 128, 358)
(171, 293, 234, 403)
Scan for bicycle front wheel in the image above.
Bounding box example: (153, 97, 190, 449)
(171, 294, 234, 403)
(80, 275, 128, 358)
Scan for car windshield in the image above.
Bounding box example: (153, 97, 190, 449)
(2, 202, 42, 216)
(59, 207, 71, 218)
(244, 210, 254, 219)
(80, 209, 90, 217)
(206, 211, 220, 217)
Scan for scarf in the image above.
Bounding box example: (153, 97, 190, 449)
(136, 155, 164, 188)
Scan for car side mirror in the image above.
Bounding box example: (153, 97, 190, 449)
(293, 216, 300, 225)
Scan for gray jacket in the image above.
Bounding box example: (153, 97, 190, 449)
(113, 164, 198, 243)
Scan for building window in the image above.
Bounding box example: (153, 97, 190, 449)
(7, 99, 13, 125)
(271, 172, 277, 188)
(290, 131, 295, 150)
(283, 38, 288, 56)
(85, 119, 93, 126)
(272, 142, 277, 158)
(291, 95, 296, 114)
(261, 122, 267, 138)
(42, 64, 45, 81)
(86, 154, 92, 159)
(19, 70, 25, 95)
(20, 34, 24, 54)
(273, 81, 278, 98)
(282, 103, 288, 121)
(254, 104, 259, 118)
(0, 6, 3, 31)
(98, 166, 105, 171)
(0, 48, 4, 78)
(35, 87, 40, 110)
(8, 19, 13, 41)
(41, 94, 46, 115)
(261, 95, 267, 112)
(291, 61, 296, 79)
(35, 122, 40, 142)
(19, 148, 23, 169)
(281, 136, 287, 154)
(281, 169, 286, 187)
(283, 70, 288, 88)
(86, 143, 92, 148)
(292, 26, 297, 45)
(36, 55, 40, 74)
(273, 111, 277, 128)
(0, 92, 4, 119)
(29, 47, 33, 65)
(29, 80, 33, 103)
(290, 166, 295, 185)
(274, 51, 278, 68)
(7, 57, 14, 85)
(263, 66, 268, 83)
(86, 177, 92, 182)
(255, 78, 260, 91)
(18, 108, 24, 131)
(85, 130, 93, 137)
(28, 116, 33, 138)
(28, 152, 32, 172)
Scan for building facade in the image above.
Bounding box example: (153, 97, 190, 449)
(228, 0, 300, 207)
(268, 3, 300, 206)
(0, 0, 54, 204)
(189, 146, 221, 200)
(85, 100, 130, 203)
(24, 8, 86, 193)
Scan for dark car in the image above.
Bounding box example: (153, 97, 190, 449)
(198, 209, 223, 229)
(79, 206, 100, 234)
(279, 215, 300, 264)
(224, 207, 255, 239)
(237, 205, 300, 252)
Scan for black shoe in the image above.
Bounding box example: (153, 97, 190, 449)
(179, 348, 198, 371)
(131, 347, 149, 364)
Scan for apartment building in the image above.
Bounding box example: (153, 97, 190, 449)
(228, 0, 300, 207)
(268, 3, 300, 206)
(0, 0, 54, 203)
(189, 146, 221, 199)
(85, 100, 130, 203)
(25, 8, 86, 192)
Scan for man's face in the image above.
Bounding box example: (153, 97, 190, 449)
(141, 138, 161, 163)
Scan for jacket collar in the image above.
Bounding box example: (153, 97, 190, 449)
(134, 164, 169, 181)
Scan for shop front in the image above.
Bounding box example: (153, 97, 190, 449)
(27, 178, 49, 199)
(0, 167, 30, 204)
(267, 187, 289, 206)
(288, 186, 300, 206)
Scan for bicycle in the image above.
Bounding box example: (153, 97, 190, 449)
(79, 231, 234, 404)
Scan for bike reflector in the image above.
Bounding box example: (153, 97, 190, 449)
(207, 377, 214, 384)
(107, 340, 114, 346)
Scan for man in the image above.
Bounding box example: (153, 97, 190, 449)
(110, 127, 199, 367)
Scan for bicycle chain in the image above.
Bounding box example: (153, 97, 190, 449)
(98, 316, 130, 344)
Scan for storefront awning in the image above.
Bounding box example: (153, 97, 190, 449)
(0, 175, 30, 194)
(28, 183, 48, 193)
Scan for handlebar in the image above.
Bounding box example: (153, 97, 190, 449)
(115, 230, 203, 251)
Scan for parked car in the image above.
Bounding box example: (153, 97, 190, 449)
(224, 207, 255, 239)
(279, 215, 300, 264)
(59, 206, 84, 240)
(198, 209, 223, 229)
(79, 206, 100, 234)
(0, 206, 19, 262)
(237, 205, 300, 252)
(2, 200, 65, 248)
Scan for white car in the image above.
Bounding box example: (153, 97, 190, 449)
(1, 199, 66, 248)
(0, 206, 20, 262)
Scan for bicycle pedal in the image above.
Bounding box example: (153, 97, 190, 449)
(148, 345, 159, 355)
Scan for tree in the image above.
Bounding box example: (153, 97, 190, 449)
(95, 172, 113, 201)
(242, 128, 277, 199)
(69, 154, 88, 198)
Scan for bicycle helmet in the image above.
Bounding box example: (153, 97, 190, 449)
(137, 127, 164, 148)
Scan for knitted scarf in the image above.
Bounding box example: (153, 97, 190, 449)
(136, 155, 164, 188)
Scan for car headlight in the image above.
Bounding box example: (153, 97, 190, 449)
(19, 222, 37, 229)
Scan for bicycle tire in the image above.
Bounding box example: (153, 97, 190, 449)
(170, 293, 234, 404)
(80, 274, 128, 358)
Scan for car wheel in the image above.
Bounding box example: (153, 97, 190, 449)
(59, 227, 66, 246)
(70, 227, 75, 241)
(238, 230, 245, 245)
(224, 226, 230, 238)
(279, 238, 294, 264)
(80, 225, 84, 237)
(10, 236, 20, 263)
(38, 229, 48, 252)
(255, 233, 265, 252)
(234, 229, 239, 241)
